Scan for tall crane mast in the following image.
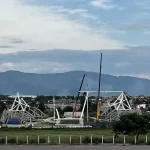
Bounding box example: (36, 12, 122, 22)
(96, 53, 102, 121)
(72, 74, 86, 118)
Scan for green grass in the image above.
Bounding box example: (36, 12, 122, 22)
(0, 128, 150, 145)
(0, 128, 113, 137)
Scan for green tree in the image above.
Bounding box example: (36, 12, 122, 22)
(57, 107, 63, 115)
(112, 113, 150, 139)
(78, 92, 86, 111)
(63, 106, 73, 112)
(38, 102, 45, 112)
(0, 101, 7, 113)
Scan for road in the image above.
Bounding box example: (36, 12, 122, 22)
(1, 145, 150, 150)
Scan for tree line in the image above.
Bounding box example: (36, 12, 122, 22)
(113, 113, 150, 140)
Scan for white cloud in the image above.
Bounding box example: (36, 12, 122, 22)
(0, 0, 125, 54)
(144, 31, 150, 34)
(115, 62, 131, 67)
(136, 0, 150, 10)
(0, 62, 15, 70)
(50, 6, 98, 20)
(120, 74, 150, 80)
(90, 0, 117, 9)
(0, 61, 71, 73)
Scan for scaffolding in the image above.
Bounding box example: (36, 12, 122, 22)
(1, 92, 47, 124)
(79, 90, 136, 122)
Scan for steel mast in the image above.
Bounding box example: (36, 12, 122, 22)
(96, 53, 102, 121)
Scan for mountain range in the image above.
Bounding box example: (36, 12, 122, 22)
(0, 70, 150, 96)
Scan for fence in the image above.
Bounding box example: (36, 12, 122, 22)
(0, 134, 149, 145)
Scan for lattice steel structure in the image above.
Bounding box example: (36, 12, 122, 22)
(1, 92, 47, 124)
(79, 90, 137, 122)
(100, 91, 136, 121)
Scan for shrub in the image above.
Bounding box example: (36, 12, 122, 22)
(0, 138, 5, 144)
(39, 138, 47, 143)
(83, 136, 90, 144)
(8, 138, 16, 144)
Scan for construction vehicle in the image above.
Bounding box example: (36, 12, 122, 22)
(96, 53, 102, 121)
(72, 74, 86, 118)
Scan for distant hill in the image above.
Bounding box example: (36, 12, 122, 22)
(0, 70, 150, 96)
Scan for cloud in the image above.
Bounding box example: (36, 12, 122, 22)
(50, 6, 99, 21)
(0, 47, 149, 79)
(120, 74, 150, 80)
(115, 62, 131, 67)
(0, 46, 14, 48)
(0, 61, 71, 73)
(135, 0, 150, 10)
(144, 31, 150, 34)
(0, 62, 17, 71)
(0, 0, 125, 54)
(119, 23, 150, 30)
(104, 23, 150, 31)
(90, 0, 118, 9)
(11, 38, 25, 44)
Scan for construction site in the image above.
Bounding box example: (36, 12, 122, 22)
(0, 53, 145, 128)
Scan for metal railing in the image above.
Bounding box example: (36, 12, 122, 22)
(0, 134, 149, 145)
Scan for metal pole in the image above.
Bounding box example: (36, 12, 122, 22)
(16, 136, 18, 144)
(146, 135, 147, 144)
(91, 135, 93, 144)
(59, 135, 60, 144)
(102, 135, 103, 144)
(5, 136, 7, 145)
(70, 135, 72, 144)
(80, 136, 82, 145)
(87, 92, 89, 122)
(27, 136, 28, 145)
(53, 96, 55, 119)
(124, 135, 126, 145)
(48, 136, 50, 144)
(38, 135, 39, 144)
(113, 135, 114, 144)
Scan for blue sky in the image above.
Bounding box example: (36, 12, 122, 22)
(25, 0, 150, 45)
(0, 0, 150, 79)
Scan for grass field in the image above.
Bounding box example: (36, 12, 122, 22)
(0, 128, 150, 145)
(0, 128, 113, 136)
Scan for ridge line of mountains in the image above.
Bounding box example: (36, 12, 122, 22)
(0, 70, 149, 96)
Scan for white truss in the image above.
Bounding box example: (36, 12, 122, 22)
(10, 92, 30, 111)
(107, 92, 132, 111)
(101, 92, 134, 121)
(79, 90, 135, 122)
(1, 92, 47, 124)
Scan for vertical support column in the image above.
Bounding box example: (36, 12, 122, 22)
(124, 135, 126, 145)
(134, 136, 136, 145)
(38, 135, 39, 144)
(16, 136, 18, 144)
(5, 136, 7, 145)
(91, 135, 93, 145)
(26, 136, 28, 145)
(86, 92, 89, 122)
(48, 136, 50, 144)
(53, 96, 55, 119)
(146, 135, 148, 144)
(70, 135, 72, 144)
(59, 135, 60, 144)
(80, 136, 82, 145)
(102, 135, 103, 144)
(113, 135, 114, 144)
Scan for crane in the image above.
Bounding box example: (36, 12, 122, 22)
(96, 53, 102, 121)
(72, 74, 86, 118)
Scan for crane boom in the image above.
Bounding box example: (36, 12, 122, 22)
(72, 74, 86, 117)
(96, 53, 102, 121)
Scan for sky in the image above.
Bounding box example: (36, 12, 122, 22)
(0, 0, 150, 79)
